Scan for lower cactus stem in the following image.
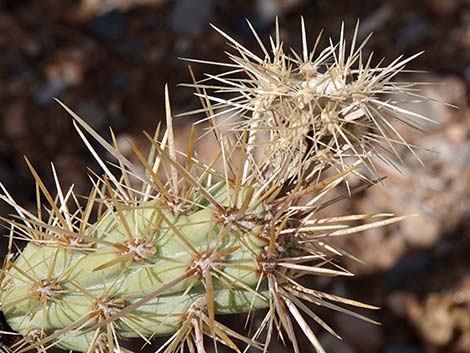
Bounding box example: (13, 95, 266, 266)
(1, 183, 270, 351)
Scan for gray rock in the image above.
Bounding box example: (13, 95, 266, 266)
(87, 10, 128, 42)
(169, 0, 214, 38)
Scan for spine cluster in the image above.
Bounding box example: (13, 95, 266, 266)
(0, 19, 430, 353)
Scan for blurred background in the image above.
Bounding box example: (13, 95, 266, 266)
(0, 0, 468, 352)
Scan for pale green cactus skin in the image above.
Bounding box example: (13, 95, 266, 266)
(1, 183, 270, 351)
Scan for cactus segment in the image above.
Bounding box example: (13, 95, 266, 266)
(1, 182, 271, 351)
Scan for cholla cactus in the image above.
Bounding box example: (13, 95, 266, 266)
(0, 20, 430, 353)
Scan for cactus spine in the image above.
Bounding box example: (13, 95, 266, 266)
(0, 20, 431, 353)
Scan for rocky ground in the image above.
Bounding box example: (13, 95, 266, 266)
(0, 1, 468, 352)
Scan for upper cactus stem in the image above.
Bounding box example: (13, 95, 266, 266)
(182, 19, 434, 188)
(0, 20, 431, 353)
